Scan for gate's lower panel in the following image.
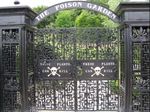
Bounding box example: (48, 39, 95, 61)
(35, 80, 118, 111)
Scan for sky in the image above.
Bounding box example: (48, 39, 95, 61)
(0, 0, 148, 8)
(0, 0, 85, 8)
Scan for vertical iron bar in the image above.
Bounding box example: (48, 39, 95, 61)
(0, 27, 2, 111)
(85, 40, 88, 60)
(117, 28, 120, 112)
(44, 80, 46, 109)
(63, 80, 66, 110)
(53, 80, 56, 110)
(96, 34, 99, 60)
(96, 80, 99, 110)
(52, 34, 55, 56)
(124, 25, 132, 112)
(74, 28, 78, 111)
(63, 32, 66, 60)
(20, 27, 29, 112)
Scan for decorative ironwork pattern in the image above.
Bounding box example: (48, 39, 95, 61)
(0, 29, 21, 112)
(35, 80, 75, 110)
(77, 80, 97, 110)
(132, 75, 150, 111)
(98, 80, 118, 110)
(55, 80, 75, 110)
(132, 26, 150, 111)
(76, 28, 118, 60)
(34, 28, 119, 111)
(132, 26, 150, 42)
(35, 80, 118, 111)
(35, 80, 54, 110)
(34, 28, 118, 80)
(141, 42, 150, 77)
(34, 28, 118, 60)
(2, 43, 19, 73)
(2, 91, 21, 112)
(77, 80, 118, 110)
(34, 29, 75, 60)
(2, 29, 19, 43)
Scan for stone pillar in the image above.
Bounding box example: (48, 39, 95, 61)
(116, 2, 150, 112)
(0, 6, 36, 112)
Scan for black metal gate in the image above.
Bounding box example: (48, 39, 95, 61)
(0, 3, 150, 112)
(34, 28, 119, 111)
(120, 26, 150, 112)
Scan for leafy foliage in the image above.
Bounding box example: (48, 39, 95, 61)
(55, 10, 75, 27)
(33, 6, 56, 28)
(87, 0, 109, 7)
(32, 0, 121, 28)
(75, 10, 103, 27)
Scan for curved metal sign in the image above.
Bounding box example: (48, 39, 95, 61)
(33, 1, 119, 25)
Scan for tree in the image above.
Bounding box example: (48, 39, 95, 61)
(75, 10, 103, 27)
(54, 9, 83, 27)
(55, 10, 75, 27)
(75, 0, 121, 27)
(33, 6, 56, 28)
(101, 0, 121, 27)
(86, 0, 121, 27)
(32, 0, 121, 28)
(87, 0, 109, 7)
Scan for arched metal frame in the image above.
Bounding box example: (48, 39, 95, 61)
(33, 1, 120, 25)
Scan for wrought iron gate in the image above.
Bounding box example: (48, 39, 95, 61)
(0, 3, 149, 112)
(34, 28, 119, 111)
(120, 26, 150, 112)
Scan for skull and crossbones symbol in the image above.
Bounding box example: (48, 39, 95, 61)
(47, 67, 60, 77)
(91, 66, 104, 77)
